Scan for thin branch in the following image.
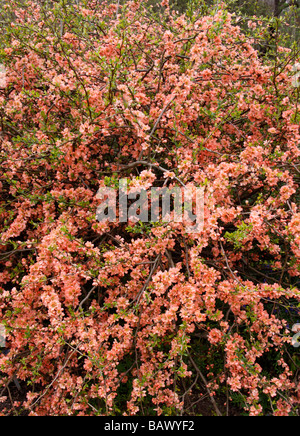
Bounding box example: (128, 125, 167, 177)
(132, 253, 161, 305)
(28, 343, 82, 410)
(119, 160, 186, 187)
(183, 238, 191, 278)
(77, 285, 97, 312)
(187, 350, 222, 416)
(138, 96, 176, 160)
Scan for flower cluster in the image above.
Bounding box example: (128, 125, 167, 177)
(0, 0, 299, 416)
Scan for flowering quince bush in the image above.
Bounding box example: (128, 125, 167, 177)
(0, 0, 300, 416)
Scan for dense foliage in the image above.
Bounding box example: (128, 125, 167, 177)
(0, 0, 300, 416)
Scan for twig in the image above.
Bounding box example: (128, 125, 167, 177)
(187, 350, 222, 416)
(165, 249, 175, 269)
(28, 343, 82, 409)
(180, 373, 199, 416)
(138, 96, 176, 160)
(77, 285, 97, 311)
(183, 238, 191, 278)
(132, 254, 161, 305)
(119, 160, 186, 187)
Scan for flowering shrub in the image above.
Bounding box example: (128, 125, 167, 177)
(0, 0, 300, 416)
